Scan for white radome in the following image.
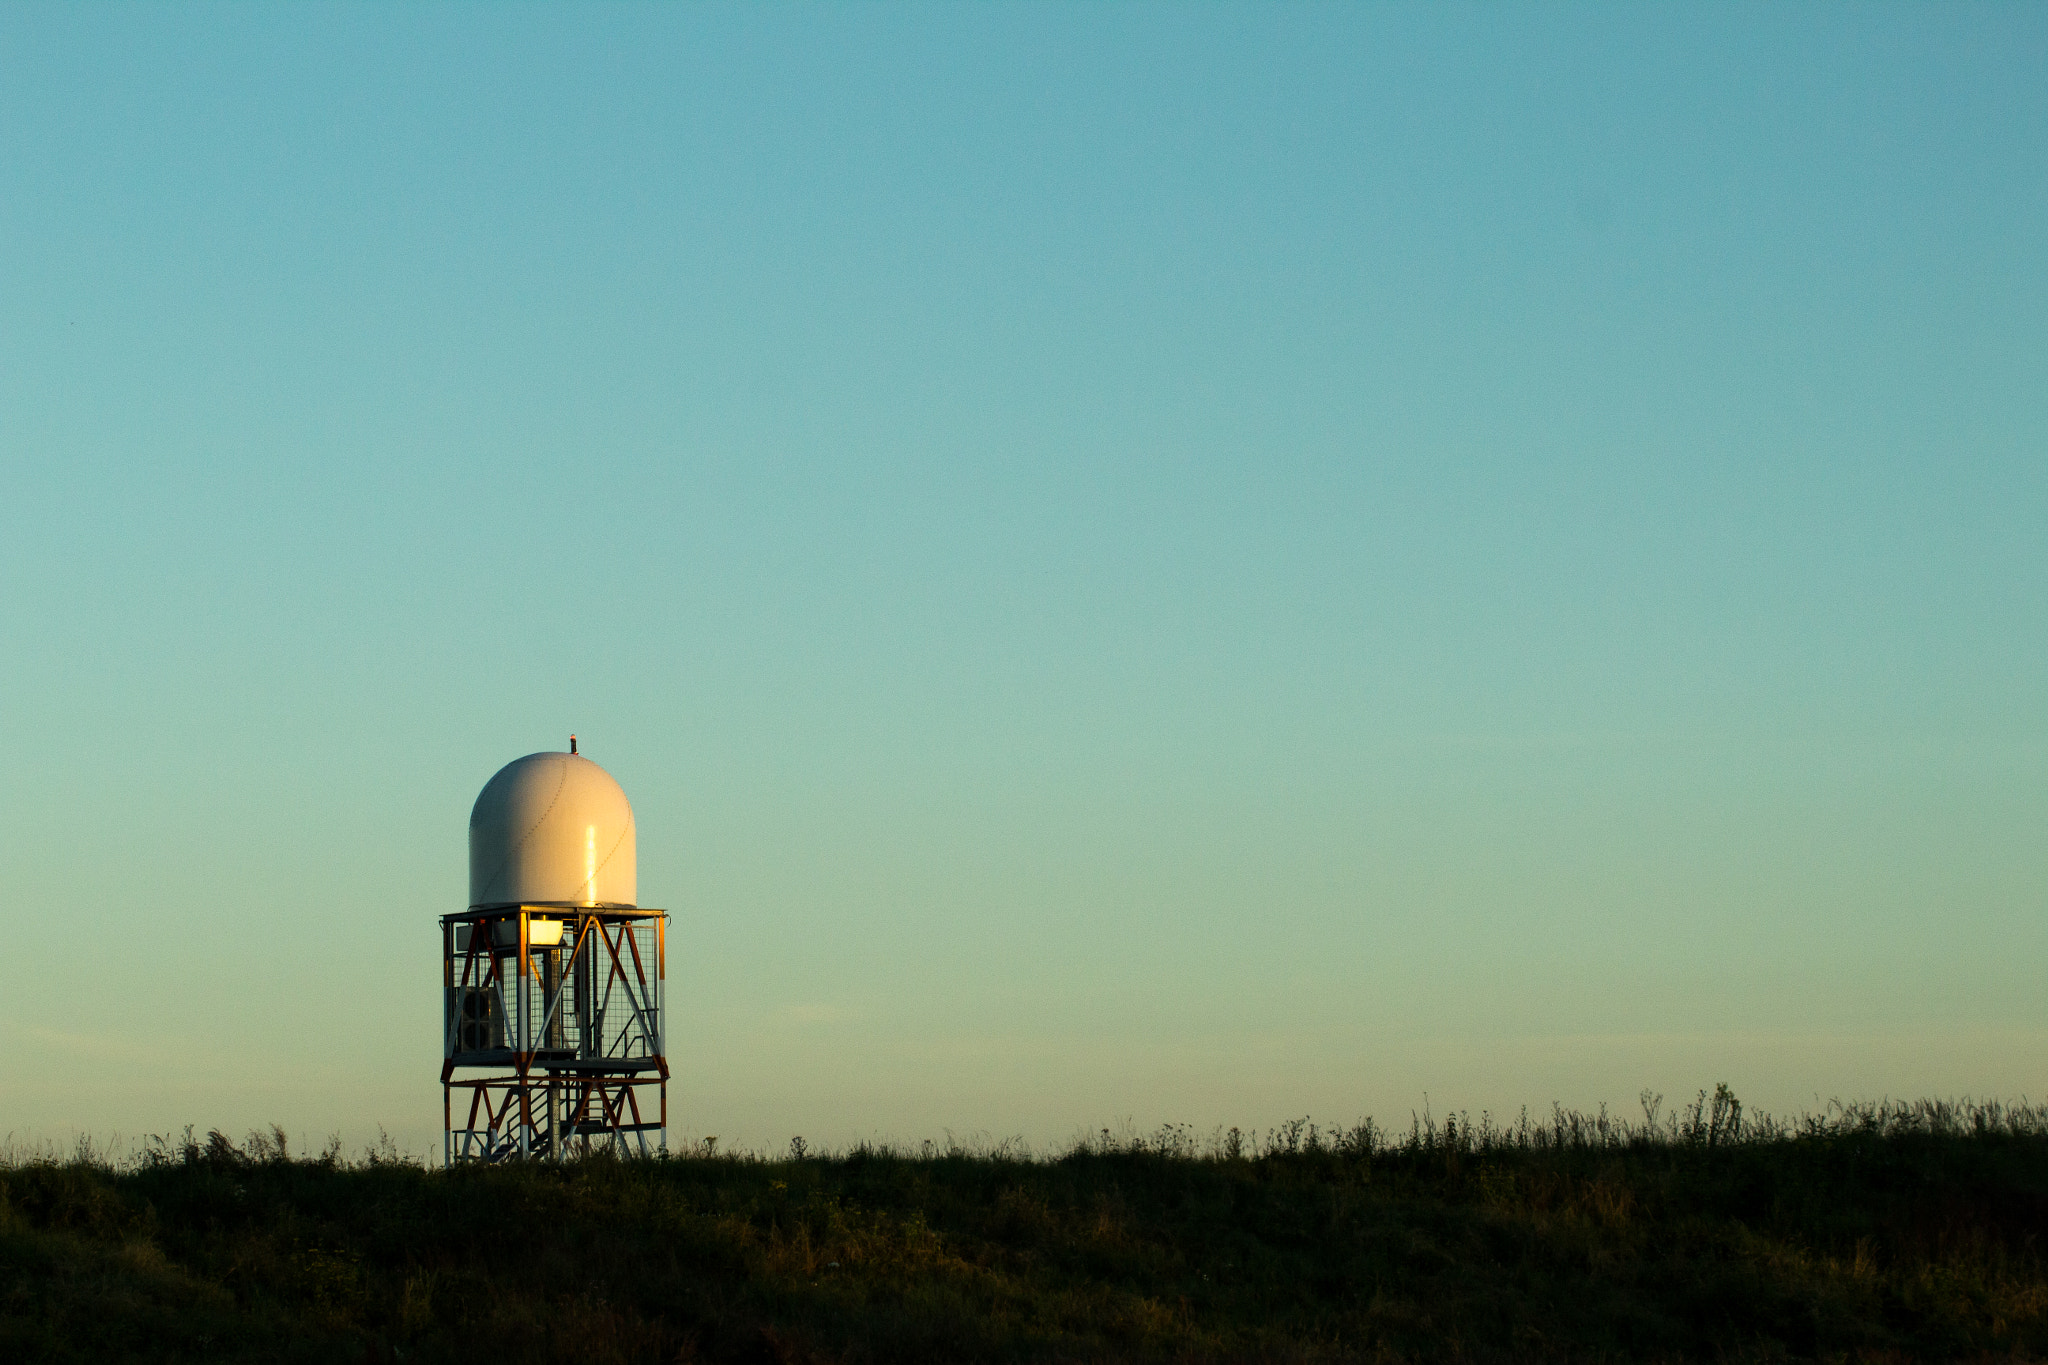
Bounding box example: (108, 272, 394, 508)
(468, 749, 637, 908)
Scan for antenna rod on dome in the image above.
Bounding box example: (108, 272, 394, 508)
(570, 735, 578, 755)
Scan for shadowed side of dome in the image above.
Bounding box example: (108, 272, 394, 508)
(468, 751, 637, 907)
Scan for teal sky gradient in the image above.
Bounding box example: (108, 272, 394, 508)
(2, 3, 2044, 1154)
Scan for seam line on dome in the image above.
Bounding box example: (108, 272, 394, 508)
(475, 754, 570, 904)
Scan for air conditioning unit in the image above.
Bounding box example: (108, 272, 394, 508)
(453, 986, 503, 1052)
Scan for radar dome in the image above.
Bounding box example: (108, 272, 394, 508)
(469, 749, 636, 908)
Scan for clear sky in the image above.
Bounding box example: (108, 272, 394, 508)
(2, 3, 2043, 1157)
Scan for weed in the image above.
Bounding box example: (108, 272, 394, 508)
(1, 1092, 2045, 1362)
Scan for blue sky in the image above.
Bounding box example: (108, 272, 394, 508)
(2, 3, 2043, 1155)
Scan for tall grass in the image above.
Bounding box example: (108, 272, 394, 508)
(4, 1090, 2046, 1362)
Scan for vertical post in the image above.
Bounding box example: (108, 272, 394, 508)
(656, 916, 666, 1056)
(577, 915, 595, 1060)
(542, 946, 560, 1159)
(517, 911, 531, 1160)
(442, 920, 451, 1156)
(657, 915, 668, 1153)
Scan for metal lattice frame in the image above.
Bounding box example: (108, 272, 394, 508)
(441, 906, 668, 1163)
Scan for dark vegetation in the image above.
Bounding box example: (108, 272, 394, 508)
(5, 1089, 2048, 1363)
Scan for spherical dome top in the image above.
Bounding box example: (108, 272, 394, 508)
(469, 750, 636, 909)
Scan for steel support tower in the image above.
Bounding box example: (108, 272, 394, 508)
(441, 904, 667, 1163)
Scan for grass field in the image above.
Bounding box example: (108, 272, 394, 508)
(4, 1090, 2045, 1363)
